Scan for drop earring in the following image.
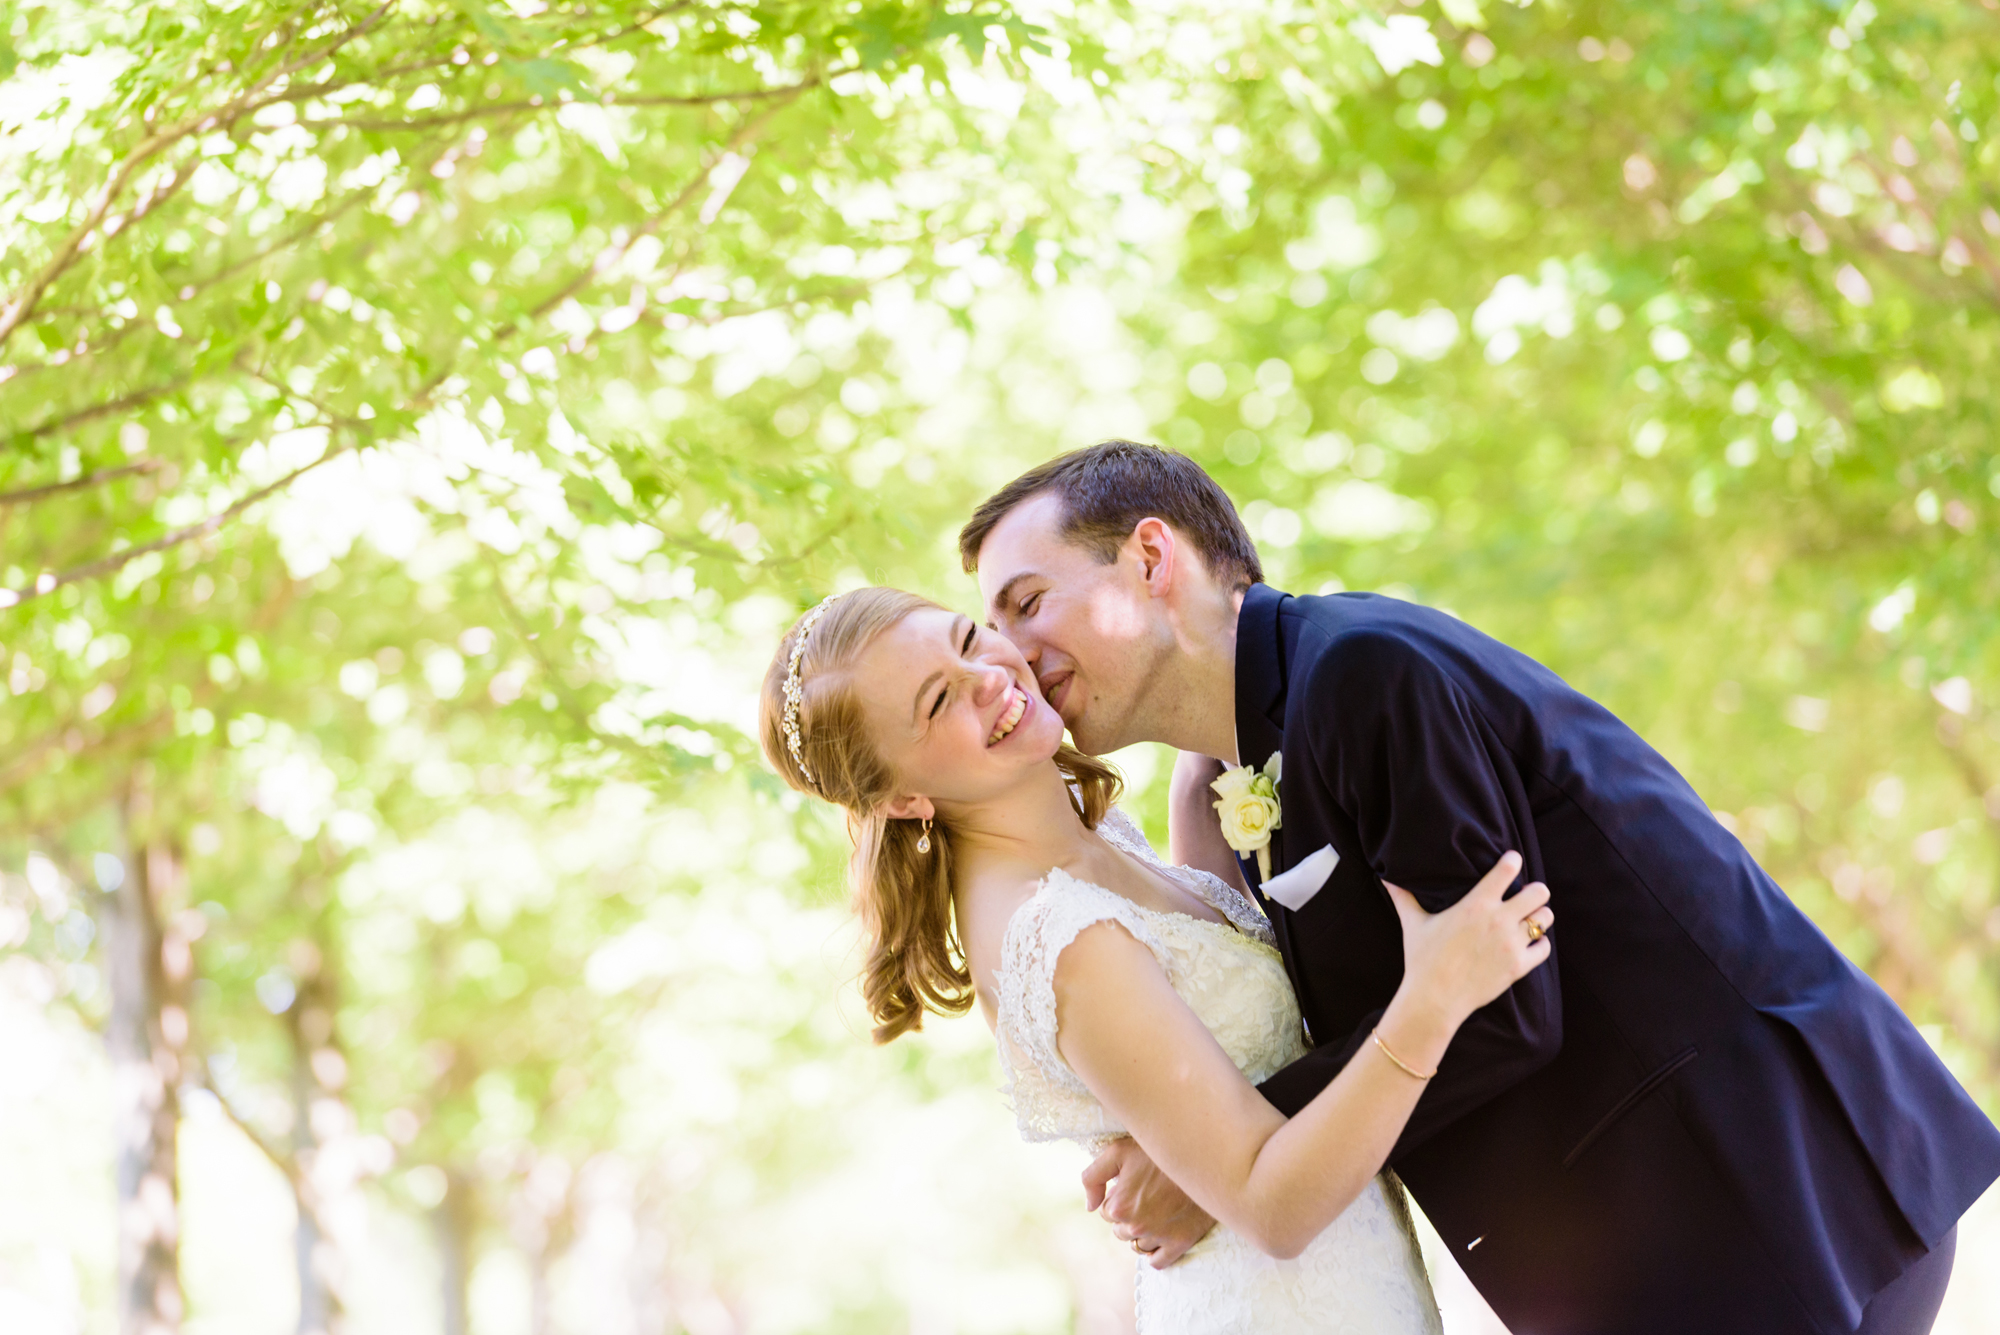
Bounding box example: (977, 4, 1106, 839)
(917, 817, 933, 855)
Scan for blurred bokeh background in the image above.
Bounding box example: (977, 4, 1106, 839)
(2, 0, 1997, 1331)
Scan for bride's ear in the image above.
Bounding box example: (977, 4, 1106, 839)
(880, 793, 936, 823)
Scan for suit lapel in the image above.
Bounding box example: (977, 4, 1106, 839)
(1235, 583, 1287, 777)
(1233, 583, 1292, 894)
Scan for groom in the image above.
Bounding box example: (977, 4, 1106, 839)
(959, 441, 2000, 1335)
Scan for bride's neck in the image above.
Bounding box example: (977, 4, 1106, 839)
(939, 758, 1096, 878)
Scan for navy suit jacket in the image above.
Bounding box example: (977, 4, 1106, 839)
(1236, 585, 2000, 1334)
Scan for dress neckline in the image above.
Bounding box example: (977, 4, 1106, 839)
(1032, 864, 1256, 943)
(1047, 818, 1234, 928)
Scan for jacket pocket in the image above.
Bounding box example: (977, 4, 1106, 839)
(1562, 1046, 1699, 1171)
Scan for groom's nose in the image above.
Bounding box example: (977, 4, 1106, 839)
(1000, 623, 1042, 665)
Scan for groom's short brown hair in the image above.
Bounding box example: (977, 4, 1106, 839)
(958, 440, 1263, 590)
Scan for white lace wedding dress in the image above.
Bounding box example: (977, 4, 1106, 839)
(994, 808, 1443, 1334)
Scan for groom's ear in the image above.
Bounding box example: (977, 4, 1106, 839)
(879, 793, 936, 823)
(1127, 516, 1177, 597)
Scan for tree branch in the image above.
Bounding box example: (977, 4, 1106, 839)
(229, 0, 343, 96)
(0, 707, 177, 798)
(477, 544, 672, 766)
(0, 727, 74, 796)
(2, 184, 376, 370)
(1849, 156, 2000, 312)
(0, 435, 355, 609)
(0, 314, 144, 383)
(0, 141, 184, 352)
(171, 187, 374, 301)
(246, 2, 718, 118)
(99, 157, 200, 248)
(300, 75, 827, 133)
(0, 330, 477, 607)
(496, 103, 787, 344)
(0, 460, 164, 507)
(0, 24, 807, 608)
(1936, 705, 1999, 829)
(0, 573, 299, 796)
(683, 268, 907, 327)
(0, 2, 397, 352)
(13, 377, 191, 442)
(191, 1053, 311, 1196)
(556, 0, 703, 49)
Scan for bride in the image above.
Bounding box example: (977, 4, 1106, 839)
(760, 588, 1553, 1332)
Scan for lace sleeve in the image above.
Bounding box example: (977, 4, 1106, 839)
(1098, 805, 1274, 946)
(993, 872, 1176, 1146)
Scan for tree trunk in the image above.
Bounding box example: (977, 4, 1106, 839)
(295, 1186, 332, 1335)
(104, 777, 189, 1335)
(512, 1158, 572, 1335)
(435, 1169, 475, 1335)
(528, 1235, 552, 1335)
(287, 931, 346, 1335)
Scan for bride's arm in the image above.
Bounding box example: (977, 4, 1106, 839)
(1055, 854, 1548, 1260)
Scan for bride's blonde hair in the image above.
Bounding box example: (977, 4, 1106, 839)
(759, 587, 1122, 1042)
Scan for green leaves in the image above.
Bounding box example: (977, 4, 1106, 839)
(5, 1, 1999, 1325)
(926, 7, 1050, 66)
(499, 56, 592, 101)
(454, 1, 529, 56)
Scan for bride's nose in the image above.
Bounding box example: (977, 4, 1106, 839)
(969, 664, 1010, 709)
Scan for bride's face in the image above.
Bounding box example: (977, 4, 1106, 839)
(849, 607, 1066, 810)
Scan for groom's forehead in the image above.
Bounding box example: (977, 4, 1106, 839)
(976, 494, 1073, 583)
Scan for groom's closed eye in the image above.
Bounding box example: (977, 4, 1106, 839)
(1004, 589, 1043, 623)
(988, 573, 1045, 626)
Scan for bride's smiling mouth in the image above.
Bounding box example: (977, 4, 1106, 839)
(987, 684, 1031, 746)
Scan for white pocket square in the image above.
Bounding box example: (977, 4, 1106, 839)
(1262, 843, 1340, 911)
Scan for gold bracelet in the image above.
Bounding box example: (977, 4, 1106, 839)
(1371, 1028, 1437, 1081)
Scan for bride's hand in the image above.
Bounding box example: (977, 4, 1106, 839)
(1384, 852, 1553, 1028)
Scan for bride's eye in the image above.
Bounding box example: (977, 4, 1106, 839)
(1021, 593, 1041, 618)
(926, 622, 978, 721)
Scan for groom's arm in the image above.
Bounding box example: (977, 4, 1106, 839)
(1168, 751, 1252, 892)
(1256, 629, 1562, 1159)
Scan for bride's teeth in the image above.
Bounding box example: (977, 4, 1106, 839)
(989, 687, 1027, 745)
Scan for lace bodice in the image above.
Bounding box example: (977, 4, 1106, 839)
(989, 807, 1442, 1335)
(994, 807, 1301, 1146)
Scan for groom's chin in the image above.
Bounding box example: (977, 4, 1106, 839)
(1062, 714, 1112, 757)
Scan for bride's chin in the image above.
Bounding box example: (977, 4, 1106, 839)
(995, 729, 1061, 768)
(1023, 724, 1065, 762)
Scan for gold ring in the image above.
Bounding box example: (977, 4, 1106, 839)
(1131, 1239, 1157, 1256)
(1525, 919, 1546, 943)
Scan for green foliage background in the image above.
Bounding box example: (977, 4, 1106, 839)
(1, 0, 1997, 1330)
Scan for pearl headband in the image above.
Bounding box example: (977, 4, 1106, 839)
(781, 596, 838, 787)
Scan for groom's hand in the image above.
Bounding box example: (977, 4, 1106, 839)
(1081, 1137, 1216, 1268)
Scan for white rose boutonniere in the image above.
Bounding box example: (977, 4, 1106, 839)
(1212, 752, 1283, 881)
